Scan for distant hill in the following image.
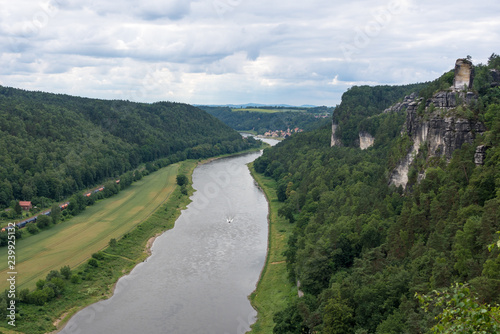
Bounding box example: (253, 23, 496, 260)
(195, 103, 318, 108)
(197, 105, 333, 135)
(0, 86, 259, 209)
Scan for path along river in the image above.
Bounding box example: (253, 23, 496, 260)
(61, 138, 279, 334)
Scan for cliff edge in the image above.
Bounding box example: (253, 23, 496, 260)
(390, 58, 486, 188)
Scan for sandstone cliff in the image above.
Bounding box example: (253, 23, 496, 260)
(389, 92, 486, 187)
(389, 59, 486, 188)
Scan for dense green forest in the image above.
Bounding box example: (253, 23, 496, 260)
(0, 86, 259, 210)
(197, 105, 333, 134)
(254, 55, 500, 333)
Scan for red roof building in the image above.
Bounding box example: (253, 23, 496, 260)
(19, 201, 32, 211)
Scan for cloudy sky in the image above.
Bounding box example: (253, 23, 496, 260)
(0, 0, 499, 106)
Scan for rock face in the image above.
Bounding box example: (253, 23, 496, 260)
(390, 90, 486, 188)
(453, 58, 474, 91)
(359, 132, 375, 150)
(331, 123, 340, 147)
(429, 91, 477, 108)
(383, 93, 419, 113)
(474, 145, 487, 165)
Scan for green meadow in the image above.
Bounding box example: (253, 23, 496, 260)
(248, 163, 295, 334)
(0, 163, 180, 291)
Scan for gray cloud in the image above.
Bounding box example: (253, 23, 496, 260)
(0, 0, 499, 106)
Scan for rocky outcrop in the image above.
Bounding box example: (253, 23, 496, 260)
(453, 58, 474, 91)
(389, 90, 486, 188)
(474, 145, 488, 165)
(331, 123, 340, 147)
(403, 96, 485, 159)
(428, 91, 477, 108)
(359, 132, 375, 150)
(383, 93, 419, 113)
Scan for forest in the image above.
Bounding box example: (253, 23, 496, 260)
(253, 54, 500, 333)
(0, 86, 260, 211)
(197, 105, 333, 134)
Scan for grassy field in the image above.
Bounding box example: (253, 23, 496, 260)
(248, 163, 295, 334)
(0, 163, 180, 291)
(232, 108, 307, 113)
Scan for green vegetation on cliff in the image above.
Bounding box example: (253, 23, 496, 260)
(252, 54, 500, 333)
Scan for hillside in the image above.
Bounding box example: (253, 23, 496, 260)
(253, 54, 500, 333)
(197, 105, 333, 135)
(0, 86, 259, 210)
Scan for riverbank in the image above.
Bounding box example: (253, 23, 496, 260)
(1, 160, 196, 334)
(247, 163, 295, 334)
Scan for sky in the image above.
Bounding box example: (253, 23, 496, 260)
(0, 0, 499, 106)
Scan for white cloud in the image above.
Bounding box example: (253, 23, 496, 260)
(0, 0, 499, 105)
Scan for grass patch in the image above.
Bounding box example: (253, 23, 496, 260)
(247, 163, 295, 334)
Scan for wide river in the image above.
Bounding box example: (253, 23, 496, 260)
(61, 137, 279, 334)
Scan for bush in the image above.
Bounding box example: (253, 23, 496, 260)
(176, 174, 189, 186)
(60, 265, 71, 279)
(180, 184, 188, 195)
(45, 270, 61, 281)
(36, 215, 51, 229)
(28, 289, 49, 305)
(91, 252, 104, 260)
(109, 238, 117, 247)
(87, 258, 99, 267)
(26, 223, 39, 234)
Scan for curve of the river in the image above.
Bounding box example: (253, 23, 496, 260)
(61, 138, 278, 334)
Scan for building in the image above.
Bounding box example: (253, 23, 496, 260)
(19, 201, 32, 211)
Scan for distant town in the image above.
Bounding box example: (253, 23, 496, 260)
(263, 127, 303, 138)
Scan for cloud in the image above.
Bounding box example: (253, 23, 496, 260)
(0, 0, 499, 106)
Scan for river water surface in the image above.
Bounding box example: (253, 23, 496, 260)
(61, 138, 278, 334)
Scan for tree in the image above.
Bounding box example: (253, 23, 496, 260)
(176, 174, 188, 186)
(109, 238, 117, 247)
(416, 283, 500, 333)
(60, 265, 71, 280)
(13, 202, 22, 217)
(36, 215, 51, 229)
(51, 203, 61, 224)
(323, 295, 355, 333)
(27, 223, 39, 234)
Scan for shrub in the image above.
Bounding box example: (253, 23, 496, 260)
(88, 258, 99, 267)
(45, 270, 61, 281)
(36, 215, 51, 229)
(27, 223, 39, 234)
(60, 265, 71, 279)
(176, 174, 189, 186)
(180, 184, 188, 195)
(70, 274, 80, 284)
(91, 252, 104, 260)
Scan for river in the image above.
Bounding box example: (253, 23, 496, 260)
(61, 137, 279, 334)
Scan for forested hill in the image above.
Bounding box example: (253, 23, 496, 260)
(197, 105, 333, 134)
(0, 86, 258, 208)
(254, 55, 500, 333)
